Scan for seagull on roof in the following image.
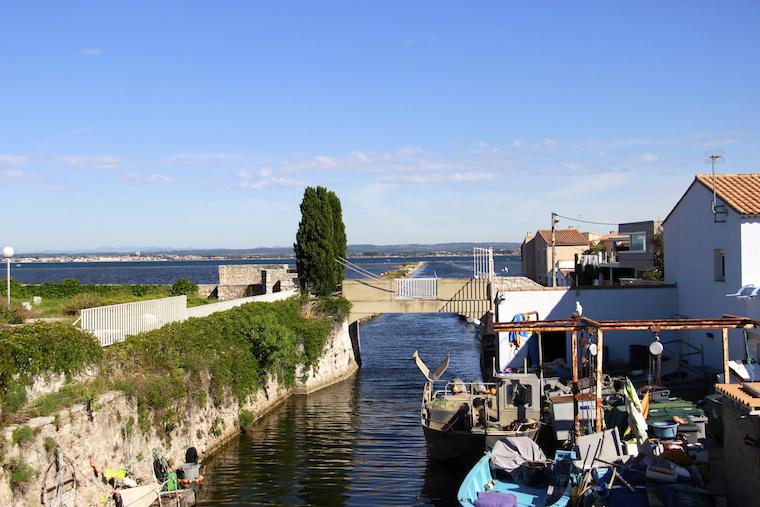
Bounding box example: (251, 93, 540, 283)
(573, 300, 583, 319)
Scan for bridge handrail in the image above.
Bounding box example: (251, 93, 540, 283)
(395, 277, 438, 300)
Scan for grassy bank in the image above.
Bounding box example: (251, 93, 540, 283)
(0, 279, 212, 322)
(0, 296, 350, 435)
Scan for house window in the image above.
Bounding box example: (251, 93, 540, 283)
(714, 249, 725, 281)
(613, 232, 646, 253)
(629, 233, 646, 253)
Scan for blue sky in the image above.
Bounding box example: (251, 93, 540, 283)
(1, 1, 759, 252)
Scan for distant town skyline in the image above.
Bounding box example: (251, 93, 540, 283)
(1, 1, 759, 252)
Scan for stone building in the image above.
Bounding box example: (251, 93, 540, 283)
(521, 228, 590, 286)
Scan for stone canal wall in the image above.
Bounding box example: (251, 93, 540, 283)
(0, 321, 358, 506)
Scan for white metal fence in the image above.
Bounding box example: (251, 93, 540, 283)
(395, 278, 438, 300)
(80, 296, 187, 347)
(473, 247, 495, 280)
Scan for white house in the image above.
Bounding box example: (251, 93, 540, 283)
(493, 173, 760, 374)
(663, 173, 760, 370)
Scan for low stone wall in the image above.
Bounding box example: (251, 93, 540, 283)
(0, 321, 358, 506)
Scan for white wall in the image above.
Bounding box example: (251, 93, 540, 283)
(664, 182, 760, 368)
(741, 219, 760, 286)
(495, 286, 678, 369)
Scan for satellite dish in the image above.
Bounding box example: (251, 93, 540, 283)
(649, 341, 664, 356)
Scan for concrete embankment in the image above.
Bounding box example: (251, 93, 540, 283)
(0, 321, 358, 506)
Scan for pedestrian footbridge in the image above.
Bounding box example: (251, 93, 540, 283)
(342, 276, 541, 323)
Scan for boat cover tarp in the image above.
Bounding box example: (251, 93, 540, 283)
(491, 437, 547, 473)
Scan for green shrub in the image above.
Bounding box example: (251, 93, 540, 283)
(3, 383, 27, 413)
(62, 293, 102, 315)
(239, 409, 254, 430)
(12, 425, 34, 446)
(0, 303, 25, 324)
(0, 323, 102, 413)
(170, 278, 198, 297)
(43, 436, 56, 454)
(209, 416, 223, 437)
(105, 296, 344, 434)
(7, 458, 34, 491)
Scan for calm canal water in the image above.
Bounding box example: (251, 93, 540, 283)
(197, 313, 482, 506)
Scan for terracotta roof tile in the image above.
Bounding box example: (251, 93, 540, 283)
(536, 229, 589, 246)
(695, 173, 760, 215)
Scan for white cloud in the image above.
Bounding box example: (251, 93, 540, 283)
(124, 172, 175, 184)
(543, 138, 559, 149)
(513, 139, 527, 149)
(382, 172, 495, 184)
(80, 48, 103, 57)
(640, 153, 658, 163)
(1, 169, 24, 179)
(58, 155, 119, 169)
(561, 162, 584, 172)
(239, 177, 305, 191)
(314, 155, 338, 168)
(0, 155, 28, 167)
(597, 151, 608, 158)
(160, 152, 242, 166)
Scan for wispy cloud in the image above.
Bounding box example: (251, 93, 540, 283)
(561, 162, 585, 172)
(382, 172, 496, 184)
(58, 155, 119, 170)
(80, 48, 103, 57)
(239, 177, 305, 190)
(124, 173, 175, 184)
(0, 155, 28, 167)
(237, 168, 305, 190)
(640, 153, 658, 163)
(1, 169, 24, 179)
(160, 152, 243, 166)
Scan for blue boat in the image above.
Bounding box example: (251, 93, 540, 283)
(457, 453, 571, 507)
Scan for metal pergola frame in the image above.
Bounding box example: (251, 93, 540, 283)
(493, 314, 760, 442)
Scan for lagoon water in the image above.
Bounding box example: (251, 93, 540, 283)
(9, 255, 519, 284)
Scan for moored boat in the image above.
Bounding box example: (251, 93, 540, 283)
(414, 352, 542, 464)
(457, 441, 572, 507)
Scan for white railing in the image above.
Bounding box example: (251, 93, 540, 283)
(473, 247, 495, 280)
(80, 296, 187, 347)
(396, 278, 438, 300)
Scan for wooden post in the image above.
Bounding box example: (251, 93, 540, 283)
(595, 329, 604, 433)
(722, 327, 730, 383)
(538, 332, 544, 387)
(571, 329, 579, 443)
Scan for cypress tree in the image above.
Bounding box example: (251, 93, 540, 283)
(294, 186, 337, 296)
(327, 190, 347, 288)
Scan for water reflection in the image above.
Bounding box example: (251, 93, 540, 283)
(198, 313, 482, 506)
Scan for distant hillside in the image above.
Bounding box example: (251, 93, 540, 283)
(346, 242, 520, 255)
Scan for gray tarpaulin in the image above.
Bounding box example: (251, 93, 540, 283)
(491, 437, 548, 473)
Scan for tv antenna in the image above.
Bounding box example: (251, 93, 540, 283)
(705, 151, 726, 221)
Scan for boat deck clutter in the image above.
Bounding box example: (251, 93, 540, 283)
(439, 312, 760, 506)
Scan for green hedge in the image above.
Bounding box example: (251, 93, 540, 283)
(1, 279, 169, 299)
(1, 296, 351, 436)
(104, 296, 348, 433)
(0, 323, 102, 411)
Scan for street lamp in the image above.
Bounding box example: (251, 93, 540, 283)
(2, 246, 13, 306)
